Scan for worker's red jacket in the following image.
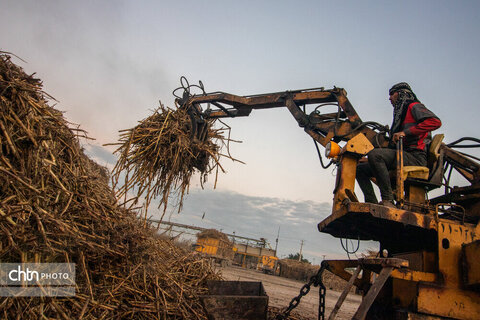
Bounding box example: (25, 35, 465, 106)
(400, 102, 442, 152)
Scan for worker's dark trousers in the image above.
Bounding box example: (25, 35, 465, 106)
(356, 148, 427, 203)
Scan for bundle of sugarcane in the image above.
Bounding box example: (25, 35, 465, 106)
(0, 52, 219, 319)
(109, 99, 237, 218)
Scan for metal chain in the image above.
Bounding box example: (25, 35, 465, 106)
(275, 263, 327, 320)
(318, 280, 326, 320)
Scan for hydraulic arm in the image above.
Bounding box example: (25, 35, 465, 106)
(175, 79, 480, 319)
(176, 84, 389, 149)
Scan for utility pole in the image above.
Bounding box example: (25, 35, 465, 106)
(274, 226, 280, 257)
(299, 240, 304, 262)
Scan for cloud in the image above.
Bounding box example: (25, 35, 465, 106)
(158, 189, 378, 262)
(83, 142, 378, 261)
(84, 143, 117, 167)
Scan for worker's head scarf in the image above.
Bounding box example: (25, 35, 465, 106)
(389, 82, 419, 136)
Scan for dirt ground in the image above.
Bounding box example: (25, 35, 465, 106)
(219, 265, 361, 320)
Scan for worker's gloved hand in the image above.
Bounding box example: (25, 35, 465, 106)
(392, 131, 406, 143)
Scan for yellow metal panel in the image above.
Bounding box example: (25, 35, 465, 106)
(417, 284, 480, 319)
(261, 255, 278, 269)
(462, 240, 480, 286)
(196, 238, 219, 256)
(332, 155, 358, 212)
(391, 269, 437, 283)
(343, 133, 374, 156)
(402, 311, 455, 320)
(437, 221, 475, 286)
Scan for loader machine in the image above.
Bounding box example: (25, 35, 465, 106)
(175, 78, 480, 319)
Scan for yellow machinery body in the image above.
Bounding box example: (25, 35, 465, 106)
(318, 135, 480, 319)
(257, 255, 279, 273)
(195, 237, 220, 256)
(180, 84, 480, 319)
(195, 237, 236, 261)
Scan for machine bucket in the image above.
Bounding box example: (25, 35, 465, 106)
(200, 280, 269, 320)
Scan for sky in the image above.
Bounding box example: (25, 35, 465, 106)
(2, 0, 480, 262)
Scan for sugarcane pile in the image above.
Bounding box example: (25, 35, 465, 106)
(109, 94, 235, 218)
(0, 52, 219, 319)
(277, 259, 319, 282)
(196, 229, 231, 242)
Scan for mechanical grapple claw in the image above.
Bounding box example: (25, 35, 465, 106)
(173, 76, 209, 141)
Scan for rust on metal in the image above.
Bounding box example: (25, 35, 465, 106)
(325, 260, 363, 285)
(391, 269, 437, 282)
(437, 220, 479, 286)
(396, 137, 405, 204)
(318, 202, 438, 238)
(199, 280, 268, 320)
(417, 284, 480, 319)
(462, 239, 480, 287)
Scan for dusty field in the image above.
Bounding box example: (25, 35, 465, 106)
(219, 265, 361, 320)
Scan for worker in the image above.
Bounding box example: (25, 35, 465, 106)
(356, 82, 442, 207)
